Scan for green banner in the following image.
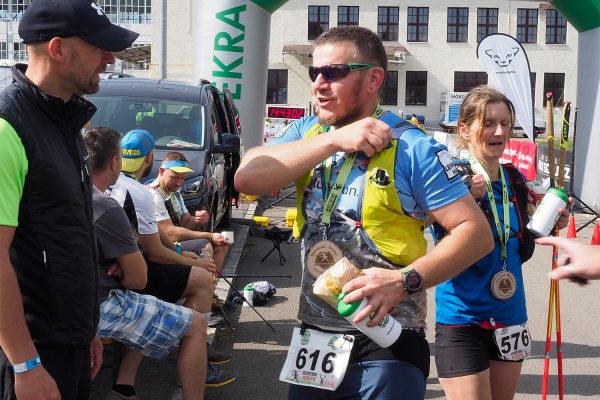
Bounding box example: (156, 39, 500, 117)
(249, 0, 289, 14)
(552, 0, 600, 32)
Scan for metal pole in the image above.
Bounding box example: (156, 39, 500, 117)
(158, 0, 167, 79)
(215, 270, 276, 331)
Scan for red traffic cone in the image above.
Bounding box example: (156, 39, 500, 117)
(566, 214, 577, 238)
(591, 223, 600, 245)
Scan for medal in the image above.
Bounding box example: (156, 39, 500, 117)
(306, 240, 343, 278)
(470, 158, 515, 301)
(490, 270, 517, 300)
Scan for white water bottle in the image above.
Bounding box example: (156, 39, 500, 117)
(243, 284, 254, 307)
(527, 187, 568, 237)
(337, 292, 402, 348)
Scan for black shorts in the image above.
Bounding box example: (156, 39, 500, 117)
(180, 238, 210, 256)
(138, 257, 191, 303)
(435, 323, 522, 378)
(0, 345, 90, 400)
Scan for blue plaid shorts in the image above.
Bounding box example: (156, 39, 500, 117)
(98, 289, 193, 359)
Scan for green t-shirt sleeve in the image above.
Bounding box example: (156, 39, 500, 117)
(0, 118, 27, 227)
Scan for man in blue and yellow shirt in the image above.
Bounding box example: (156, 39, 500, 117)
(235, 26, 493, 400)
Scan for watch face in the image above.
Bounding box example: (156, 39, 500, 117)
(404, 271, 423, 293)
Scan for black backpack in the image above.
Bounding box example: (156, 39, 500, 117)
(431, 163, 535, 263)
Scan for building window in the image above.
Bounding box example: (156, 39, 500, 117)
(380, 71, 398, 106)
(0, 41, 6, 59)
(447, 7, 468, 43)
(308, 5, 329, 40)
(407, 7, 428, 42)
(378, 7, 399, 42)
(477, 8, 498, 42)
(454, 72, 487, 92)
(546, 9, 567, 44)
(267, 69, 288, 104)
(543, 73, 565, 107)
(517, 9, 538, 44)
(97, 0, 152, 24)
(12, 41, 26, 61)
(338, 6, 358, 27)
(405, 71, 427, 106)
(0, 0, 30, 21)
(121, 43, 149, 71)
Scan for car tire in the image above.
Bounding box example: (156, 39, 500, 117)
(217, 191, 232, 229)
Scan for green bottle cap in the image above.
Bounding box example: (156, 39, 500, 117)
(244, 284, 254, 291)
(547, 187, 569, 203)
(337, 292, 362, 317)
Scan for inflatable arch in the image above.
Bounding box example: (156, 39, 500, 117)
(551, 0, 600, 209)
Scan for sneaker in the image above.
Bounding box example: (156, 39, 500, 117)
(208, 314, 224, 328)
(205, 364, 239, 388)
(105, 391, 137, 400)
(207, 344, 231, 364)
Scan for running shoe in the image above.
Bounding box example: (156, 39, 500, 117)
(205, 364, 239, 388)
(207, 344, 231, 364)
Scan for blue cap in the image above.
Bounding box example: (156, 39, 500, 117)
(121, 129, 155, 173)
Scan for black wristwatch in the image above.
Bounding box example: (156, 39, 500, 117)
(401, 268, 423, 295)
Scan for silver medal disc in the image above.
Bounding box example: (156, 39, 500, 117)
(306, 240, 343, 278)
(490, 270, 517, 300)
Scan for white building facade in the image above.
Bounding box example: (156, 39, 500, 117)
(2, 1, 578, 130)
(1, 0, 152, 76)
(266, 0, 578, 127)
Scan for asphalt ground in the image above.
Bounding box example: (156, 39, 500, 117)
(91, 191, 600, 399)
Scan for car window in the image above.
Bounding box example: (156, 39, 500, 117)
(85, 96, 205, 150)
(209, 100, 223, 145)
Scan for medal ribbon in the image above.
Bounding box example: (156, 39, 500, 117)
(319, 105, 384, 226)
(470, 157, 510, 262)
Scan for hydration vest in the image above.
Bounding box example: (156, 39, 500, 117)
(293, 112, 427, 267)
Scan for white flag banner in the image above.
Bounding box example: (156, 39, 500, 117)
(477, 33, 534, 142)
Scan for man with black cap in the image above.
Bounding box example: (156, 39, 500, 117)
(0, 1, 138, 399)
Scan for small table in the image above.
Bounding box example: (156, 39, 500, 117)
(261, 226, 292, 265)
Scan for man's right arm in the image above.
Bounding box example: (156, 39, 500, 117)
(234, 117, 393, 195)
(0, 227, 60, 399)
(138, 232, 216, 273)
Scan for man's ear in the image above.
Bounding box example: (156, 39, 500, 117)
(47, 37, 65, 61)
(111, 155, 119, 172)
(367, 67, 385, 94)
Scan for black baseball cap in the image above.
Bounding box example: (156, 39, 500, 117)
(19, 0, 139, 52)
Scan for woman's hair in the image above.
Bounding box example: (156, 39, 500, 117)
(456, 85, 515, 149)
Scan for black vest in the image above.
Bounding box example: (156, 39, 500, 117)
(0, 65, 99, 347)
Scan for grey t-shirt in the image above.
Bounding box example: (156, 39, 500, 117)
(92, 187, 140, 302)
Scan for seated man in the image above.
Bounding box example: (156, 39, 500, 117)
(85, 126, 209, 400)
(146, 151, 229, 271)
(103, 129, 238, 395)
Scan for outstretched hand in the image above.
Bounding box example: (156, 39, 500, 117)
(535, 236, 600, 284)
(331, 117, 392, 157)
(340, 267, 406, 327)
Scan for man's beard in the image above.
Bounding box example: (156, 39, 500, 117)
(68, 51, 101, 95)
(315, 77, 365, 127)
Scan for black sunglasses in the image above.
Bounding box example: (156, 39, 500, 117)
(308, 63, 378, 82)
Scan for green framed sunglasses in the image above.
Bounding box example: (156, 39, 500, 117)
(308, 63, 378, 82)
